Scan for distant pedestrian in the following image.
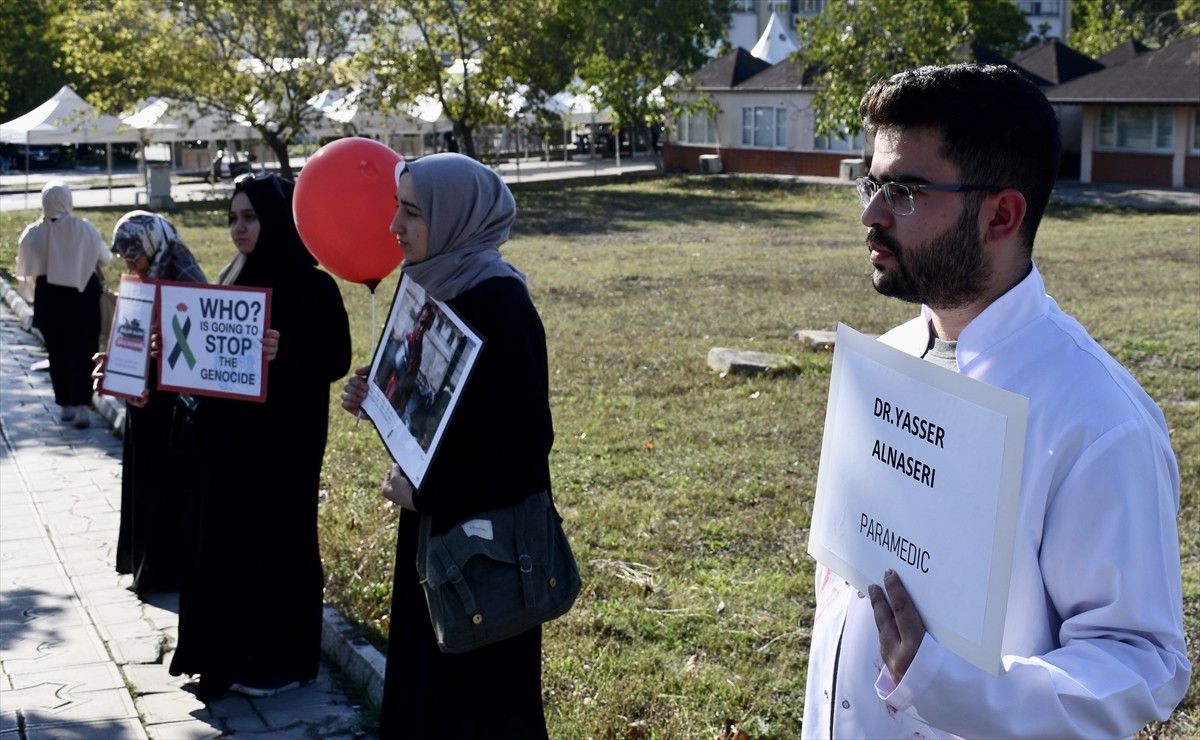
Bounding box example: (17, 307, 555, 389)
(17, 181, 112, 427)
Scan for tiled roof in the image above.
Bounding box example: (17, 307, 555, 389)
(1011, 39, 1104, 85)
(1045, 35, 1200, 104)
(1097, 38, 1151, 66)
(960, 43, 1052, 86)
(736, 58, 815, 89)
(692, 47, 772, 88)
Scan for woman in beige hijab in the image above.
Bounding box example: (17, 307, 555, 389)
(17, 181, 112, 427)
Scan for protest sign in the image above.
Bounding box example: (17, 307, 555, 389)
(156, 281, 271, 402)
(361, 275, 483, 489)
(97, 275, 156, 401)
(808, 323, 1028, 675)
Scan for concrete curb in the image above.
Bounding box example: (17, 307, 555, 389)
(0, 274, 388, 710)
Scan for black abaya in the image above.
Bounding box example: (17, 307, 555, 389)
(380, 276, 553, 739)
(33, 274, 101, 407)
(115, 367, 193, 594)
(168, 174, 352, 702)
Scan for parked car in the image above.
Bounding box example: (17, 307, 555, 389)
(0, 144, 64, 170)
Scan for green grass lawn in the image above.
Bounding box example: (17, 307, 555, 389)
(3, 176, 1196, 738)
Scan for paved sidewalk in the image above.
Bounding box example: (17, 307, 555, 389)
(0, 287, 380, 738)
(0, 156, 662, 213)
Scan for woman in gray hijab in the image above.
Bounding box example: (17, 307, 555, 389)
(340, 153, 554, 738)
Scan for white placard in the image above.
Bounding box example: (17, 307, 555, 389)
(156, 281, 272, 402)
(807, 323, 1028, 675)
(362, 275, 483, 489)
(98, 275, 156, 400)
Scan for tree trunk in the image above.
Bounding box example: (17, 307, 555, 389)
(268, 134, 293, 180)
(459, 122, 477, 160)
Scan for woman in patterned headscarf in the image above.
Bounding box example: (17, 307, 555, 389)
(17, 181, 112, 427)
(340, 153, 556, 738)
(110, 210, 207, 283)
(168, 173, 352, 702)
(103, 211, 208, 595)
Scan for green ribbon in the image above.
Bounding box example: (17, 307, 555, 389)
(169, 315, 196, 369)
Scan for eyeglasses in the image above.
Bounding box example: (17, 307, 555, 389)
(855, 177, 1005, 216)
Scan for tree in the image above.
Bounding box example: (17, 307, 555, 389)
(0, 0, 72, 118)
(561, 0, 733, 170)
(1069, 0, 1196, 56)
(797, 0, 1031, 139)
(970, 0, 1034, 56)
(52, 0, 373, 179)
(354, 0, 566, 160)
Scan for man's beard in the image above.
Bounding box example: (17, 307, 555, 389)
(869, 205, 991, 310)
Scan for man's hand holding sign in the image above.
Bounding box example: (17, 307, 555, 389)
(808, 324, 1028, 676)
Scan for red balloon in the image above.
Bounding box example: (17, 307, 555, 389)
(293, 137, 403, 290)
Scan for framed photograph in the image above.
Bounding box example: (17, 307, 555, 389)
(97, 275, 156, 401)
(156, 281, 272, 402)
(362, 274, 484, 489)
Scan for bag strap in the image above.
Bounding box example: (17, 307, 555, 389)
(424, 515, 480, 616)
(515, 496, 537, 608)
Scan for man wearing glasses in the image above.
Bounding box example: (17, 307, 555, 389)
(802, 64, 1190, 738)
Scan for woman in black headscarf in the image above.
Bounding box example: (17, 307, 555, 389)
(169, 172, 352, 702)
(340, 153, 555, 738)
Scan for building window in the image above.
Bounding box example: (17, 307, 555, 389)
(1016, 0, 1060, 14)
(1097, 106, 1175, 152)
(742, 106, 788, 148)
(678, 110, 718, 145)
(1192, 109, 1199, 154)
(815, 127, 864, 152)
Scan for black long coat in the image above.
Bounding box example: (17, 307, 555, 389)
(169, 175, 352, 702)
(380, 275, 554, 739)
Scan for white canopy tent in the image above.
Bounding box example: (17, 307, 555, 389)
(122, 97, 261, 192)
(122, 97, 258, 142)
(307, 89, 450, 159)
(1, 85, 142, 204)
(308, 89, 447, 137)
(2, 85, 142, 146)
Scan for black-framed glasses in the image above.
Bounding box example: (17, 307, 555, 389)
(855, 177, 1005, 216)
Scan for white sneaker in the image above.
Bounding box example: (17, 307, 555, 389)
(73, 407, 91, 428)
(60, 406, 76, 422)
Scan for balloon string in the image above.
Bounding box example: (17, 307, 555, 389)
(356, 287, 379, 428)
(371, 290, 378, 357)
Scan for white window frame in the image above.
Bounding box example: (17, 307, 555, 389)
(678, 110, 718, 145)
(741, 106, 788, 149)
(1096, 106, 1175, 152)
(814, 127, 864, 153)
